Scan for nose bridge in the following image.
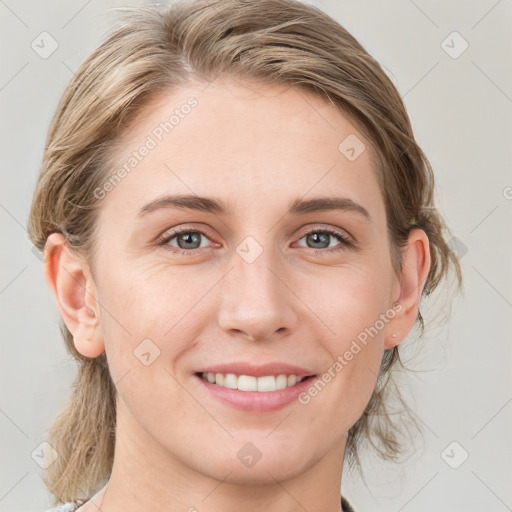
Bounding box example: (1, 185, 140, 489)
(236, 243, 279, 298)
(218, 236, 296, 340)
(230, 237, 284, 307)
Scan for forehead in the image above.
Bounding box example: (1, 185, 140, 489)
(100, 77, 384, 222)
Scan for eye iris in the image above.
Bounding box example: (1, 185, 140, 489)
(178, 232, 201, 249)
(308, 232, 330, 249)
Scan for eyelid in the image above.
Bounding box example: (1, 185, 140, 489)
(295, 224, 354, 243)
(156, 224, 218, 246)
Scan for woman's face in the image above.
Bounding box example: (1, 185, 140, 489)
(73, 78, 414, 483)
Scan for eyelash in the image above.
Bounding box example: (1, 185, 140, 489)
(156, 226, 353, 257)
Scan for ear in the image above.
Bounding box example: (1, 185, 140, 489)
(384, 228, 431, 349)
(44, 233, 105, 358)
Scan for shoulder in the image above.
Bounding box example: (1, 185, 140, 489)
(46, 497, 357, 512)
(43, 500, 86, 512)
(341, 495, 356, 512)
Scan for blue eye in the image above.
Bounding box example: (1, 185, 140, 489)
(296, 228, 352, 254)
(157, 226, 353, 256)
(158, 228, 213, 256)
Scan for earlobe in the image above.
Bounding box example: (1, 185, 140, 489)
(384, 229, 431, 349)
(44, 233, 105, 357)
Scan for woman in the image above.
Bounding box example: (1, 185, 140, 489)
(28, 1, 462, 511)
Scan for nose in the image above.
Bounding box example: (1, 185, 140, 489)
(217, 247, 298, 342)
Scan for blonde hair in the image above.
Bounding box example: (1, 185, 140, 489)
(28, 0, 462, 505)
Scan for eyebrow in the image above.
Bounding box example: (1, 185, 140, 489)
(137, 194, 372, 222)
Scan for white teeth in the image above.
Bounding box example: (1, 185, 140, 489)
(223, 373, 238, 389)
(287, 375, 297, 387)
(202, 372, 306, 392)
(239, 375, 257, 391)
(276, 374, 288, 389)
(257, 375, 276, 392)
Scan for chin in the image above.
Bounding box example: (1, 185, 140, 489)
(211, 442, 313, 484)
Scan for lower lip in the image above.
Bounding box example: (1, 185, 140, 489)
(193, 373, 317, 413)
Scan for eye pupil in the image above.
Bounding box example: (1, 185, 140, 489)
(308, 232, 330, 249)
(178, 232, 201, 249)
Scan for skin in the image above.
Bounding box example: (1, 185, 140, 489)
(45, 77, 430, 512)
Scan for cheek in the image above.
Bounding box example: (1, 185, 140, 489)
(98, 256, 195, 325)
(96, 267, 201, 419)
(304, 266, 391, 421)
(314, 261, 393, 329)
(96, 261, 211, 366)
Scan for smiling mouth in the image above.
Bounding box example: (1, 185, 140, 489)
(195, 372, 317, 392)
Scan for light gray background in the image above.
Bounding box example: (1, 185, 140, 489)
(1, 0, 511, 511)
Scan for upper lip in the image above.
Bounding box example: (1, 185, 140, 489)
(195, 362, 316, 378)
